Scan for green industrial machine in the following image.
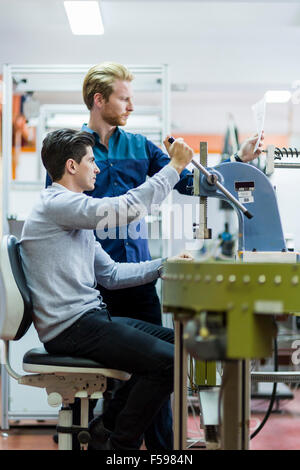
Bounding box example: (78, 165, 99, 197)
(162, 141, 300, 450)
(163, 260, 300, 450)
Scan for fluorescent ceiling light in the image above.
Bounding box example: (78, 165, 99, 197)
(265, 90, 291, 103)
(64, 1, 104, 35)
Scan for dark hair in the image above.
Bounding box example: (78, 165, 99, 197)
(41, 129, 95, 181)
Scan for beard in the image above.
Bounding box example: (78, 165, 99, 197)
(102, 111, 128, 127)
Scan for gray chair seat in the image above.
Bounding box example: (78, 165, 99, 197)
(23, 346, 131, 380)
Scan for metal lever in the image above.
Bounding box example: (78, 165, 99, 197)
(168, 137, 253, 219)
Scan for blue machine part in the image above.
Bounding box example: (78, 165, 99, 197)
(198, 162, 286, 253)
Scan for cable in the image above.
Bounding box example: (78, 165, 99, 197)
(250, 337, 278, 439)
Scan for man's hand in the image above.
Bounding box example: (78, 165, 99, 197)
(167, 251, 194, 262)
(164, 136, 194, 174)
(237, 131, 264, 162)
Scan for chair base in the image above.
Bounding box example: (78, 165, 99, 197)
(19, 372, 106, 405)
(18, 348, 132, 450)
(57, 399, 91, 450)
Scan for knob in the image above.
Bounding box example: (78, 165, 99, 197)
(47, 392, 62, 407)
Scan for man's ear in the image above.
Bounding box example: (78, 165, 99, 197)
(93, 92, 105, 108)
(65, 158, 77, 175)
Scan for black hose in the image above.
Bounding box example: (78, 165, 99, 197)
(250, 337, 278, 439)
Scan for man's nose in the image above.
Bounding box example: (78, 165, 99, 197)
(127, 99, 134, 112)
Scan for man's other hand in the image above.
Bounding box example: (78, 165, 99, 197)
(238, 130, 264, 162)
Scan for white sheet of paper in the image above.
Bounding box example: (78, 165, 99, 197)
(252, 95, 266, 152)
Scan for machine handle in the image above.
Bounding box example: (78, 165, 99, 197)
(168, 137, 253, 219)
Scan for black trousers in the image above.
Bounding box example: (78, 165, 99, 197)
(45, 308, 174, 451)
(100, 281, 174, 451)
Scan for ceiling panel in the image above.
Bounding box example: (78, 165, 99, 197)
(1, 1, 300, 133)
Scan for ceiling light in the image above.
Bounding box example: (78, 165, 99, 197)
(265, 90, 291, 103)
(64, 1, 104, 35)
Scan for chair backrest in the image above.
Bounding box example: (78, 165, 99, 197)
(0, 235, 33, 340)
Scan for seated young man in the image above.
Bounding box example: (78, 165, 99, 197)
(20, 128, 193, 451)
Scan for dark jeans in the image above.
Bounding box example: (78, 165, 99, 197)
(100, 281, 174, 450)
(45, 308, 174, 451)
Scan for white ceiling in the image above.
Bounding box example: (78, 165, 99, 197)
(1, 0, 300, 135)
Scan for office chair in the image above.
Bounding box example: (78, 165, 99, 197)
(0, 234, 131, 450)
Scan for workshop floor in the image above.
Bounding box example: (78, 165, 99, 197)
(1, 390, 300, 450)
(186, 388, 300, 451)
(249, 389, 300, 450)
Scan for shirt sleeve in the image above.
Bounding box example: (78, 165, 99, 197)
(146, 139, 193, 195)
(94, 240, 162, 289)
(44, 164, 179, 231)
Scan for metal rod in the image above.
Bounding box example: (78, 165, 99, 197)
(2, 341, 22, 381)
(199, 142, 211, 239)
(274, 163, 300, 169)
(251, 371, 300, 383)
(2, 64, 13, 234)
(10, 64, 164, 74)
